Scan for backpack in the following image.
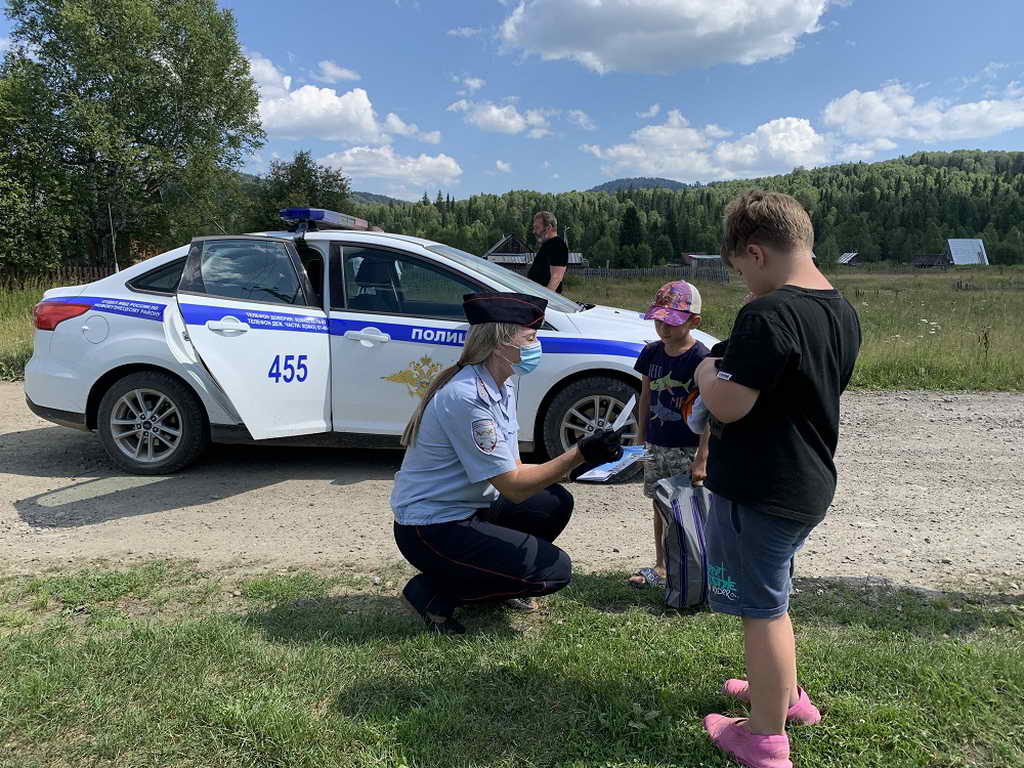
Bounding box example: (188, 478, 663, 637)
(654, 476, 711, 610)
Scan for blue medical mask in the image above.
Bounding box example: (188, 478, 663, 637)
(510, 341, 542, 375)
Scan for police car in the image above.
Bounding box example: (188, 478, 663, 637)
(25, 208, 716, 474)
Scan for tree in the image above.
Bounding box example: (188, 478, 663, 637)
(253, 151, 351, 229)
(653, 234, 674, 265)
(590, 235, 616, 268)
(3, 0, 264, 266)
(619, 205, 644, 248)
(635, 243, 653, 267)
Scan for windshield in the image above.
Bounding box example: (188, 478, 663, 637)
(426, 244, 581, 313)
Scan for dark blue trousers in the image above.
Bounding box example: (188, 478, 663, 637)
(394, 484, 574, 618)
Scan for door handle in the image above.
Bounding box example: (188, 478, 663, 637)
(344, 328, 391, 344)
(206, 317, 250, 333)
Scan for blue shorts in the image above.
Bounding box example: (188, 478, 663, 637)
(705, 493, 816, 619)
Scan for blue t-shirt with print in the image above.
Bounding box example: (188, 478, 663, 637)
(634, 340, 709, 448)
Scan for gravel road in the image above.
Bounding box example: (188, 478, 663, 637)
(1, 383, 1021, 594)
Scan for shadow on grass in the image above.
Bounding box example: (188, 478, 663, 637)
(247, 593, 520, 644)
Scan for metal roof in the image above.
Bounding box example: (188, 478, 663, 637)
(838, 252, 859, 264)
(946, 239, 989, 266)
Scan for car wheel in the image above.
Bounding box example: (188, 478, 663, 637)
(96, 371, 209, 475)
(541, 376, 641, 468)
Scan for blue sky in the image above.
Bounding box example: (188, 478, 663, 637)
(3, 0, 1024, 200)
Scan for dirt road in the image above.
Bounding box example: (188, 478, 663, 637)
(1, 383, 1021, 593)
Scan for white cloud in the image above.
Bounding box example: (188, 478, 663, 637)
(468, 102, 528, 134)
(704, 123, 733, 139)
(542, 160, 551, 168)
(314, 60, 360, 83)
(637, 103, 661, 119)
(835, 138, 897, 161)
(260, 84, 387, 143)
(448, 26, 482, 37)
(447, 99, 470, 112)
(496, 160, 512, 173)
(713, 117, 828, 175)
(248, 52, 292, 101)
(384, 112, 443, 144)
(320, 146, 463, 187)
(824, 82, 1024, 142)
(251, 53, 439, 145)
(567, 109, 597, 131)
(582, 110, 830, 180)
(454, 75, 486, 96)
(499, 0, 830, 74)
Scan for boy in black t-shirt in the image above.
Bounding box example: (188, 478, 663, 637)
(629, 280, 710, 588)
(694, 191, 861, 768)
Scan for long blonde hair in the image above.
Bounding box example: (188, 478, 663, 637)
(402, 322, 521, 448)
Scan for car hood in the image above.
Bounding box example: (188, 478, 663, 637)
(561, 304, 719, 350)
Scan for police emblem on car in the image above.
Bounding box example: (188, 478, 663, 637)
(472, 419, 499, 453)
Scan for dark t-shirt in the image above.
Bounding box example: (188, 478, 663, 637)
(634, 340, 709, 448)
(527, 236, 569, 292)
(706, 286, 861, 525)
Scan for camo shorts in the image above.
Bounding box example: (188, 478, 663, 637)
(642, 444, 697, 499)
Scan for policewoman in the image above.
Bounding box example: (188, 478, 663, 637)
(391, 292, 623, 634)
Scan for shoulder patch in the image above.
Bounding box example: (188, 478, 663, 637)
(471, 419, 499, 454)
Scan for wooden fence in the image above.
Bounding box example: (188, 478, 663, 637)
(1, 266, 119, 291)
(502, 262, 731, 284)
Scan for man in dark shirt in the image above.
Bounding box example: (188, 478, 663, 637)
(694, 190, 861, 768)
(526, 211, 569, 293)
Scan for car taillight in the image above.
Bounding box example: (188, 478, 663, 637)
(33, 301, 91, 331)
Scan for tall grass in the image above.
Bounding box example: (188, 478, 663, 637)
(0, 279, 45, 382)
(565, 267, 1024, 391)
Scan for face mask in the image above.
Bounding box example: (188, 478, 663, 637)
(509, 341, 542, 375)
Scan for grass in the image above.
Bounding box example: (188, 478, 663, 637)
(0, 561, 1021, 767)
(0, 280, 41, 381)
(565, 266, 1024, 391)
(3, 267, 1023, 389)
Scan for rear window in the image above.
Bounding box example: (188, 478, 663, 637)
(127, 259, 186, 294)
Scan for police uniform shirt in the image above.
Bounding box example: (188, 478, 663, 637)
(391, 364, 520, 526)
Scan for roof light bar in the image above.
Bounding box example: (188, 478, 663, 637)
(278, 208, 370, 231)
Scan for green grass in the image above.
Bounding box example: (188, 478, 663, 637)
(564, 266, 1024, 391)
(0, 280, 43, 381)
(0, 562, 1021, 767)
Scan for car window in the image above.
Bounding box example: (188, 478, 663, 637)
(180, 239, 304, 306)
(425, 243, 581, 313)
(338, 247, 477, 319)
(127, 258, 185, 294)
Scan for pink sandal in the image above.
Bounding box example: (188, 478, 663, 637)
(704, 715, 792, 768)
(722, 679, 821, 725)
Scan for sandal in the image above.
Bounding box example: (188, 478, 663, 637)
(629, 567, 666, 588)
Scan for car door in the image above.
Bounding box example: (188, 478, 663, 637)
(175, 236, 331, 440)
(328, 243, 482, 435)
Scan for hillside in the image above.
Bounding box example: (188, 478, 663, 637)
(350, 190, 411, 206)
(355, 151, 1024, 267)
(588, 177, 698, 193)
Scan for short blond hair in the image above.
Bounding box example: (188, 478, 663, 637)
(720, 190, 813, 266)
(533, 211, 557, 230)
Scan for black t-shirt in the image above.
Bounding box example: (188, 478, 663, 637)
(706, 286, 861, 525)
(634, 340, 709, 448)
(527, 236, 569, 292)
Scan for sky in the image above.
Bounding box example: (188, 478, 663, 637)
(3, 0, 1024, 200)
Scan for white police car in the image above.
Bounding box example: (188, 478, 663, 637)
(25, 208, 716, 474)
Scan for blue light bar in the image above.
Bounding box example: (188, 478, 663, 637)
(278, 208, 369, 230)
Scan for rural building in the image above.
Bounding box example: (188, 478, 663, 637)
(483, 234, 586, 266)
(946, 238, 989, 266)
(838, 252, 861, 265)
(912, 253, 951, 268)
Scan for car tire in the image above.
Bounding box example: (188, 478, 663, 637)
(97, 371, 209, 475)
(541, 376, 642, 480)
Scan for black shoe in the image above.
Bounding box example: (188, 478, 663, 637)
(400, 593, 466, 635)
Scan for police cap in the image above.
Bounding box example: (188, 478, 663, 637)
(462, 292, 547, 327)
